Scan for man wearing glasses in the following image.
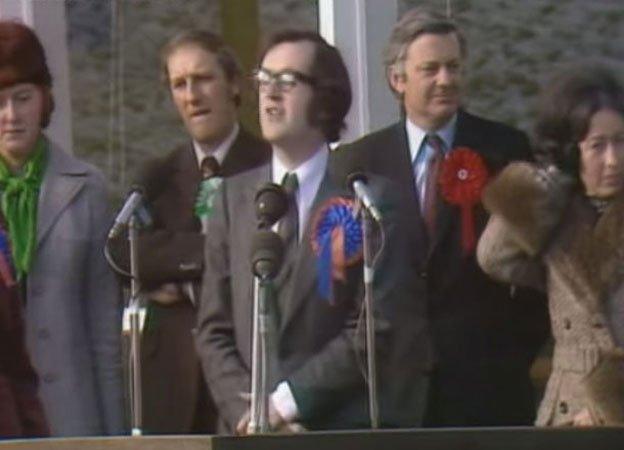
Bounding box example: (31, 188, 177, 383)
(111, 30, 269, 434)
(194, 30, 384, 434)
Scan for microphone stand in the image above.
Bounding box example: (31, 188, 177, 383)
(127, 215, 144, 436)
(249, 275, 273, 434)
(359, 201, 379, 429)
(248, 185, 288, 434)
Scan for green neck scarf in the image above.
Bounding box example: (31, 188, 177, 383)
(0, 137, 47, 280)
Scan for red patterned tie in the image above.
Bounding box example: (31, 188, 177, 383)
(423, 134, 444, 239)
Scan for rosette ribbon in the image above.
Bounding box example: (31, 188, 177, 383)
(0, 227, 16, 287)
(311, 198, 363, 302)
(194, 177, 223, 233)
(439, 147, 489, 254)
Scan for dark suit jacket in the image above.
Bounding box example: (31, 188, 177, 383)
(333, 110, 550, 427)
(195, 156, 432, 432)
(111, 127, 269, 433)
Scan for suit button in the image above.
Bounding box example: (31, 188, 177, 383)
(563, 318, 571, 330)
(43, 373, 58, 383)
(37, 329, 50, 339)
(419, 270, 428, 279)
(593, 321, 604, 329)
(559, 401, 568, 414)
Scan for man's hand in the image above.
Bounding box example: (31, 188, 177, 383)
(572, 407, 598, 427)
(235, 394, 304, 435)
(147, 283, 185, 305)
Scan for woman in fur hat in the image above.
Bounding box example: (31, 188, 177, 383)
(0, 21, 123, 436)
(477, 66, 624, 426)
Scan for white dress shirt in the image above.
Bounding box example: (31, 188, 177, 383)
(405, 115, 457, 211)
(269, 143, 329, 422)
(271, 144, 328, 241)
(193, 122, 240, 169)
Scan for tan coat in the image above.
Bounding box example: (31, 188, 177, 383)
(477, 162, 624, 426)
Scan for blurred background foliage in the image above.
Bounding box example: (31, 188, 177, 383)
(66, 0, 624, 198)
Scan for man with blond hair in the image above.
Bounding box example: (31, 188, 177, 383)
(335, 7, 549, 427)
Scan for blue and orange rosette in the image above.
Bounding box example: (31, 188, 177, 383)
(439, 147, 489, 254)
(310, 197, 363, 302)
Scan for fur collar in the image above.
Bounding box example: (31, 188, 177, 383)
(484, 161, 624, 312)
(556, 193, 624, 313)
(482, 162, 575, 256)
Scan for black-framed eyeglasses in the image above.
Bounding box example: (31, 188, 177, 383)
(252, 68, 316, 93)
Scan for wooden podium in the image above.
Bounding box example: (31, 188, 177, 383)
(1, 428, 623, 450)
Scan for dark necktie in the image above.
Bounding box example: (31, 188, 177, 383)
(279, 172, 299, 248)
(200, 156, 221, 179)
(422, 134, 444, 239)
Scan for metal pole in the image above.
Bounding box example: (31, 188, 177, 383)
(361, 207, 379, 428)
(249, 276, 269, 433)
(128, 216, 143, 436)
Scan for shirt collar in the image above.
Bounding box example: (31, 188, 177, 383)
(405, 114, 458, 163)
(271, 143, 328, 190)
(193, 122, 240, 169)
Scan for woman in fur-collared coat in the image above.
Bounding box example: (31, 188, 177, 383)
(477, 66, 624, 427)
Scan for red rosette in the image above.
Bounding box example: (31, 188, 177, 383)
(439, 147, 489, 254)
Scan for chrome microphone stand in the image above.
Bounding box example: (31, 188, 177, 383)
(248, 229, 283, 434)
(358, 201, 380, 429)
(127, 215, 144, 436)
(249, 275, 272, 433)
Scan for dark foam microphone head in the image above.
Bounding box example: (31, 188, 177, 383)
(250, 229, 284, 279)
(255, 182, 288, 228)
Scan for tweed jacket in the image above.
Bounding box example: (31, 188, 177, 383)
(195, 157, 431, 431)
(478, 162, 624, 426)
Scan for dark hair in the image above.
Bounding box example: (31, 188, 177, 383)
(534, 65, 624, 180)
(160, 30, 242, 106)
(258, 30, 352, 143)
(0, 20, 54, 127)
(384, 7, 466, 96)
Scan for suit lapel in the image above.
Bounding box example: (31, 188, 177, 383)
(374, 123, 429, 263)
(37, 144, 87, 248)
(174, 144, 202, 205)
(221, 127, 270, 177)
(242, 163, 271, 280)
(279, 173, 337, 334)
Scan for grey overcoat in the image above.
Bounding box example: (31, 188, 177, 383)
(23, 140, 124, 436)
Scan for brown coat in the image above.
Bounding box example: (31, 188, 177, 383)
(109, 127, 269, 433)
(477, 162, 624, 426)
(0, 215, 48, 438)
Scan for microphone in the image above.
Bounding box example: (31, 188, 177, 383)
(250, 229, 284, 279)
(346, 172, 382, 221)
(255, 183, 288, 228)
(108, 186, 150, 239)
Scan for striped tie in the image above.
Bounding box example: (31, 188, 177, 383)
(422, 134, 444, 239)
